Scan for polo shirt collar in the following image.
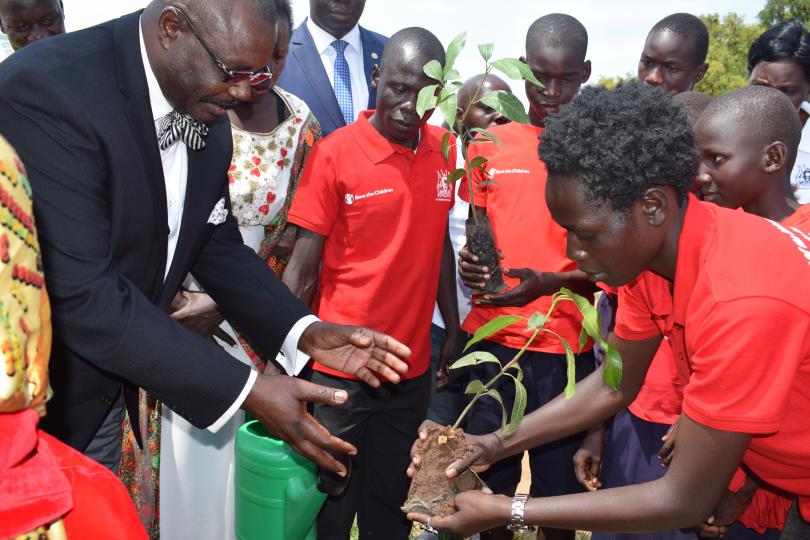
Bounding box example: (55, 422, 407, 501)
(671, 195, 715, 326)
(306, 17, 361, 55)
(351, 110, 436, 164)
(139, 16, 173, 122)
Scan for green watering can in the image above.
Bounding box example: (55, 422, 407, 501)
(235, 420, 327, 540)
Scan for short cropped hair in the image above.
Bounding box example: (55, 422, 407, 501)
(382, 27, 445, 68)
(527, 13, 588, 59)
(651, 13, 709, 66)
(747, 19, 810, 82)
(539, 81, 698, 214)
(702, 85, 802, 170)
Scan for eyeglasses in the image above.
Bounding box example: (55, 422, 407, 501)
(174, 8, 273, 86)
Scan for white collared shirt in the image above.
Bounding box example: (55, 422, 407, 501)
(138, 19, 317, 432)
(306, 17, 369, 122)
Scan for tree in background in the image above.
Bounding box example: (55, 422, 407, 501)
(759, 0, 810, 26)
(694, 13, 764, 96)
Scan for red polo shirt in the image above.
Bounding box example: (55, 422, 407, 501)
(288, 111, 454, 379)
(459, 122, 587, 353)
(614, 196, 810, 519)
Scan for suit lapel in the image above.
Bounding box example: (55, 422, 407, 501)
(161, 118, 232, 299)
(290, 22, 344, 129)
(360, 27, 384, 110)
(114, 12, 169, 284)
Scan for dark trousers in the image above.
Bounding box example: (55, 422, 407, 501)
(83, 391, 125, 473)
(780, 501, 810, 540)
(465, 338, 596, 540)
(310, 370, 430, 540)
(426, 324, 466, 426)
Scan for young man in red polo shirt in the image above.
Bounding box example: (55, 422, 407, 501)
(283, 27, 460, 540)
(456, 14, 596, 540)
(408, 82, 810, 540)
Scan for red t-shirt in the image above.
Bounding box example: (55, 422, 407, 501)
(629, 203, 810, 424)
(460, 122, 588, 353)
(288, 111, 454, 379)
(783, 203, 810, 230)
(614, 196, 810, 519)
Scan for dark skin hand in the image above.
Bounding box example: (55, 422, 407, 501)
(169, 290, 236, 346)
(573, 423, 605, 491)
(245, 320, 410, 475)
(282, 228, 325, 307)
(409, 415, 751, 537)
(457, 207, 597, 306)
(657, 418, 757, 538)
(436, 225, 463, 389)
(409, 333, 662, 479)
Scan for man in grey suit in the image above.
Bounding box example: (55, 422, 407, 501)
(277, 0, 386, 136)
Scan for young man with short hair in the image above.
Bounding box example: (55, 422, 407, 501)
(284, 27, 459, 540)
(456, 13, 596, 540)
(0, 0, 64, 55)
(638, 12, 709, 94)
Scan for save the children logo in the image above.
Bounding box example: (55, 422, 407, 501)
(343, 188, 394, 205)
(435, 170, 452, 201)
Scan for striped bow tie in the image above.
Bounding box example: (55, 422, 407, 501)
(157, 110, 209, 151)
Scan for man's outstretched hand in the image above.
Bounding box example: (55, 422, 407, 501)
(243, 374, 358, 475)
(299, 321, 411, 387)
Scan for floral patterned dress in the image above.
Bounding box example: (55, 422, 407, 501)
(118, 87, 321, 539)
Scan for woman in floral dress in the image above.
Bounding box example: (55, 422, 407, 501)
(118, 2, 321, 537)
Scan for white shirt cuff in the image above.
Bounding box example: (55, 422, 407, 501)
(206, 369, 258, 433)
(277, 314, 321, 376)
(206, 315, 319, 432)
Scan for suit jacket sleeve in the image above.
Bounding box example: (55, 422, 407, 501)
(0, 69, 254, 428)
(189, 183, 312, 360)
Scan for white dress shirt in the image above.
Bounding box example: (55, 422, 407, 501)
(138, 20, 318, 432)
(306, 17, 369, 122)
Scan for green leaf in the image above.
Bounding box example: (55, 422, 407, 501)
(559, 288, 601, 343)
(476, 180, 498, 188)
(439, 92, 458, 134)
(423, 60, 444, 82)
(478, 43, 494, 62)
(527, 312, 548, 331)
(562, 338, 577, 399)
(480, 91, 530, 124)
(416, 84, 439, 118)
(451, 350, 502, 370)
(444, 31, 467, 75)
(469, 127, 502, 146)
(491, 57, 543, 87)
(464, 315, 522, 351)
(465, 379, 485, 395)
(445, 69, 461, 81)
(483, 389, 507, 431)
(447, 167, 466, 184)
(446, 81, 464, 92)
(603, 344, 623, 391)
(505, 379, 527, 436)
(579, 327, 588, 355)
(441, 132, 453, 164)
(468, 155, 488, 170)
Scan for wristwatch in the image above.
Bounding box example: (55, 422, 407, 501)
(506, 492, 536, 532)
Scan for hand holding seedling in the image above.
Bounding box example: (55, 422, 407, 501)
(407, 491, 513, 537)
(407, 419, 501, 479)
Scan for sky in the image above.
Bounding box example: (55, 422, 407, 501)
(60, 0, 766, 83)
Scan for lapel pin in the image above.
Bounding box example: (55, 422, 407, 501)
(371, 52, 379, 60)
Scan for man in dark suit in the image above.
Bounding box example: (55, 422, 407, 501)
(0, 0, 409, 476)
(277, 0, 386, 136)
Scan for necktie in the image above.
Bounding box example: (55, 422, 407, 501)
(331, 40, 354, 125)
(157, 110, 209, 151)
